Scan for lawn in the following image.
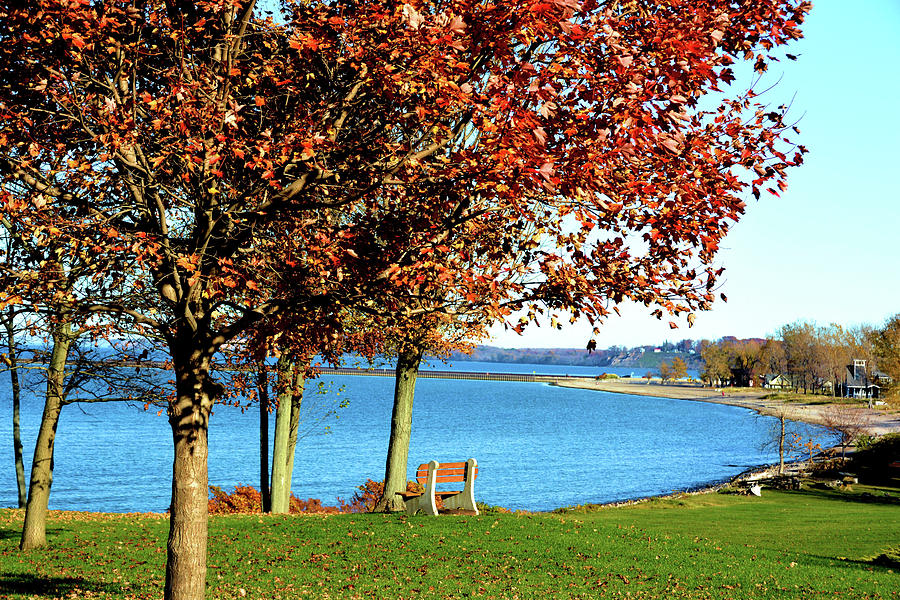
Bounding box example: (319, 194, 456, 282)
(1, 484, 898, 599)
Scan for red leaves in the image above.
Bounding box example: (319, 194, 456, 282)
(0, 0, 808, 380)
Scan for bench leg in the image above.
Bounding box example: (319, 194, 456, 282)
(442, 489, 478, 514)
(402, 493, 438, 516)
(442, 459, 479, 515)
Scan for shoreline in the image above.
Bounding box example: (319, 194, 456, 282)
(551, 377, 900, 510)
(552, 377, 900, 436)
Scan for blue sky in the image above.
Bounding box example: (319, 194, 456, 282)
(489, 1, 900, 349)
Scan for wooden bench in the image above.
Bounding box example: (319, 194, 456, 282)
(396, 459, 479, 516)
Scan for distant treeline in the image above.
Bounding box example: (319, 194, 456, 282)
(448, 345, 703, 370)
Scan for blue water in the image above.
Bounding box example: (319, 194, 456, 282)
(0, 365, 830, 512)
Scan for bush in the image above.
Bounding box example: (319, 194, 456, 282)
(208, 484, 349, 515)
(855, 434, 876, 451)
(869, 547, 900, 569)
(476, 501, 512, 514)
(209, 477, 448, 515)
(849, 433, 900, 483)
(347, 478, 426, 513)
(208, 484, 263, 514)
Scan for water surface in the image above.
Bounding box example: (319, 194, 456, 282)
(0, 367, 832, 512)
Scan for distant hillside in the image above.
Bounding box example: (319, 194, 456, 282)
(449, 345, 702, 370)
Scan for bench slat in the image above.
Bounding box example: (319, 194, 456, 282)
(396, 490, 463, 499)
(415, 463, 478, 484)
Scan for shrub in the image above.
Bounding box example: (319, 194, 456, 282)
(289, 497, 344, 514)
(346, 479, 383, 513)
(208, 484, 263, 514)
(850, 433, 900, 483)
(869, 547, 900, 569)
(476, 501, 512, 514)
(208, 485, 348, 515)
(855, 434, 876, 451)
(347, 478, 426, 513)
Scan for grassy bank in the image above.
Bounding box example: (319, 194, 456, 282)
(2, 483, 898, 599)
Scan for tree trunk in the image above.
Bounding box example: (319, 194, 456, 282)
(270, 355, 293, 514)
(375, 342, 424, 512)
(284, 364, 307, 495)
(257, 365, 271, 513)
(3, 310, 26, 508)
(164, 341, 215, 600)
(20, 321, 73, 550)
(270, 356, 306, 513)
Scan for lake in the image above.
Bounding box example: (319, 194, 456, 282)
(0, 360, 830, 512)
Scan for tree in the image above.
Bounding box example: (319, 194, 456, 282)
(821, 404, 873, 459)
(762, 408, 797, 475)
(658, 361, 673, 383)
(0, 206, 118, 549)
(700, 340, 731, 386)
(15, 322, 162, 549)
(759, 337, 787, 380)
(0, 1, 810, 597)
(728, 339, 762, 387)
(670, 356, 688, 381)
(873, 314, 900, 399)
(780, 322, 820, 393)
(820, 324, 851, 397)
(1, 305, 27, 507)
(269, 354, 310, 514)
(372, 313, 484, 512)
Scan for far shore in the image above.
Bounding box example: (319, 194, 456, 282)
(553, 377, 900, 436)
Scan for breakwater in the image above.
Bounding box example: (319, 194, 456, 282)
(318, 367, 590, 383)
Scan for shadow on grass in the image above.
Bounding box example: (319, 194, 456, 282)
(790, 486, 900, 506)
(0, 572, 118, 598)
(0, 527, 69, 541)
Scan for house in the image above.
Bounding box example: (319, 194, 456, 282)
(764, 373, 793, 390)
(841, 360, 881, 399)
(873, 368, 893, 386)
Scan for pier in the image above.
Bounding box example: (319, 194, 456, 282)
(317, 366, 592, 383)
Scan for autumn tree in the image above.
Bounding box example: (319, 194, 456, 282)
(1, 199, 155, 548)
(700, 340, 731, 386)
(658, 361, 673, 383)
(727, 339, 762, 387)
(371, 310, 489, 512)
(243, 321, 340, 515)
(0, 0, 810, 598)
(780, 322, 824, 392)
(819, 324, 851, 396)
(872, 315, 900, 398)
(759, 337, 787, 379)
(1, 217, 28, 506)
(670, 356, 688, 381)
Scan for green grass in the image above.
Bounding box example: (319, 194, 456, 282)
(2, 484, 899, 599)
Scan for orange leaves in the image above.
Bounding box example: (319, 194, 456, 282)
(0, 0, 810, 388)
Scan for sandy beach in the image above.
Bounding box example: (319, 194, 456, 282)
(554, 377, 900, 437)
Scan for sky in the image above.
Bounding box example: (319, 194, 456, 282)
(488, 1, 900, 350)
